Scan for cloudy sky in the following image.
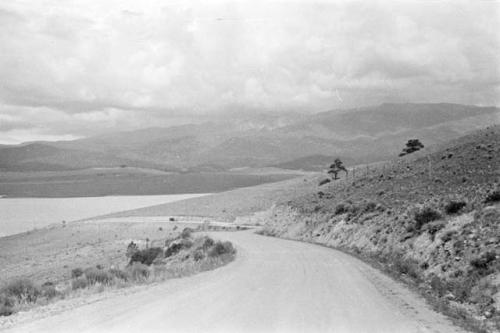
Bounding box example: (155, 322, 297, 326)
(0, 0, 498, 144)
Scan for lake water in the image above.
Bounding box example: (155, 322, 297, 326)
(0, 194, 208, 237)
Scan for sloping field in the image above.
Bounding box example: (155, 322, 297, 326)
(97, 174, 322, 221)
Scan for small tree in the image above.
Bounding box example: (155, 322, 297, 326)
(328, 158, 348, 180)
(126, 241, 139, 258)
(399, 139, 424, 157)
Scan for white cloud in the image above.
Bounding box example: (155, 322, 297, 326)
(0, 0, 498, 143)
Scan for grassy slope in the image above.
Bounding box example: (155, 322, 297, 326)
(0, 227, 236, 323)
(0, 221, 190, 283)
(99, 173, 322, 221)
(258, 125, 499, 332)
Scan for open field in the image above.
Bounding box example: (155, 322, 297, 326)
(0, 194, 208, 237)
(0, 223, 237, 322)
(0, 220, 235, 285)
(98, 173, 322, 221)
(0, 168, 302, 198)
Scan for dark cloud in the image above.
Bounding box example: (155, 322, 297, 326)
(0, 0, 498, 143)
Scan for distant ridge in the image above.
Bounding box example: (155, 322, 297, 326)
(1, 103, 498, 172)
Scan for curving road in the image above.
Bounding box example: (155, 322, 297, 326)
(5, 230, 464, 333)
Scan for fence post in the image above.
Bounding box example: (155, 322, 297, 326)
(427, 156, 432, 180)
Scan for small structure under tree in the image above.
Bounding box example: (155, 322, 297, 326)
(328, 158, 348, 180)
(399, 139, 424, 157)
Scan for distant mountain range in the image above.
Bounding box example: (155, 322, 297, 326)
(1, 103, 498, 172)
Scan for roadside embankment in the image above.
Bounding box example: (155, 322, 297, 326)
(256, 127, 500, 332)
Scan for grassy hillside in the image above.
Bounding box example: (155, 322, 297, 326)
(257, 126, 500, 332)
(0, 143, 168, 172)
(303, 103, 498, 136)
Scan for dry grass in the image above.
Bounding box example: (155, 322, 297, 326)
(0, 221, 211, 284)
(0, 232, 236, 318)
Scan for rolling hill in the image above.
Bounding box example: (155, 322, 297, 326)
(0, 103, 498, 172)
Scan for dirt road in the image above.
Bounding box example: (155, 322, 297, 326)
(5, 231, 464, 333)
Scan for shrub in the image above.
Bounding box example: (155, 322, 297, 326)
(109, 268, 129, 281)
(208, 241, 235, 257)
(392, 254, 420, 281)
(165, 239, 193, 258)
(0, 294, 14, 316)
(0, 305, 13, 316)
(363, 201, 377, 213)
(126, 241, 139, 258)
(470, 280, 497, 313)
(193, 249, 205, 261)
(128, 263, 150, 281)
(41, 282, 58, 299)
(414, 207, 441, 230)
(165, 243, 183, 258)
(71, 268, 84, 278)
(84, 268, 113, 285)
(470, 252, 497, 274)
(180, 227, 194, 239)
(449, 276, 477, 302)
(444, 201, 467, 215)
(71, 277, 88, 290)
(334, 203, 348, 215)
(130, 247, 163, 266)
(198, 236, 214, 250)
(191, 236, 210, 249)
(1, 279, 41, 303)
(430, 275, 448, 297)
(484, 191, 500, 204)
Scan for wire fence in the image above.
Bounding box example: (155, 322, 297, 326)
(323, 153, 435, 190)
